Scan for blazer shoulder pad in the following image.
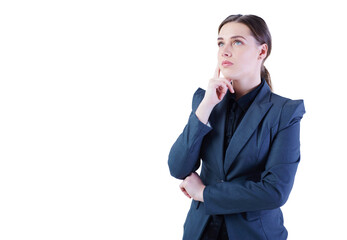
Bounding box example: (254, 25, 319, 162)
(278, 98, 306, 130)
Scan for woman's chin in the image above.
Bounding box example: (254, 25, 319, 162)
(220, 69, 236, 79)
(221, 73, 237, 81)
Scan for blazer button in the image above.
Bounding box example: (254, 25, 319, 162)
(220, 180, 224, 183)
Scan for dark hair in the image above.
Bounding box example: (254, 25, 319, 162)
(218, 14, 273, 90)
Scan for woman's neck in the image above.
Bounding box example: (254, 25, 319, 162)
(232, 76, 262, 100)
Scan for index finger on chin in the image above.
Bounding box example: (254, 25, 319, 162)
(213, 64, 220, 78)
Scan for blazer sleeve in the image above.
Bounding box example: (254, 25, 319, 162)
(203, 99, 306, 215)
(168, 88, 212, 180)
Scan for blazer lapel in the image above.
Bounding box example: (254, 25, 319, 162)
(223, 82, 273, 173)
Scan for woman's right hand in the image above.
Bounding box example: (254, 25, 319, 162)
(195, 66, 234, 124)
(203, 65, 234, 107)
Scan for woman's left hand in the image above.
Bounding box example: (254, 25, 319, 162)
(179, 172, 206, 202)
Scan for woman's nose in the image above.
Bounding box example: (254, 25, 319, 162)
(222, 48, 231, 57)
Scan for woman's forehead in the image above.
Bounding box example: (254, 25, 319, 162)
(218, 22, 252, 39)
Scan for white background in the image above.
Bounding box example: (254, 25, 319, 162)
(1, 0, 346, 239)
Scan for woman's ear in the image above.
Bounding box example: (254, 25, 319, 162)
(258, 44, 268, 60)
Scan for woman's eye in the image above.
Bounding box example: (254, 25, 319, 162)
(233, 40, 242, 46)
(218, 42, 224, 47)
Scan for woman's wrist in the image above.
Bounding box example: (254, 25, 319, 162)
(195, 99, 215, 124)
(200, 185, 206, 202)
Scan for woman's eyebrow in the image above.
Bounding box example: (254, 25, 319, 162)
(217, 35, 247, 41)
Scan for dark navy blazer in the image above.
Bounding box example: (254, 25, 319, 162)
(168, 81, 305, 240)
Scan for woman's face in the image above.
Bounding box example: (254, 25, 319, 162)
(217, 22, 266, 81)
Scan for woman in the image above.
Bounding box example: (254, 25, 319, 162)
(168, 14, 305, 240)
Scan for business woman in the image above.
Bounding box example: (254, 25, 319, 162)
(168, 14, 305, 240)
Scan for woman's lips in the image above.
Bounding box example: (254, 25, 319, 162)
(222, 60, 233, 67)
